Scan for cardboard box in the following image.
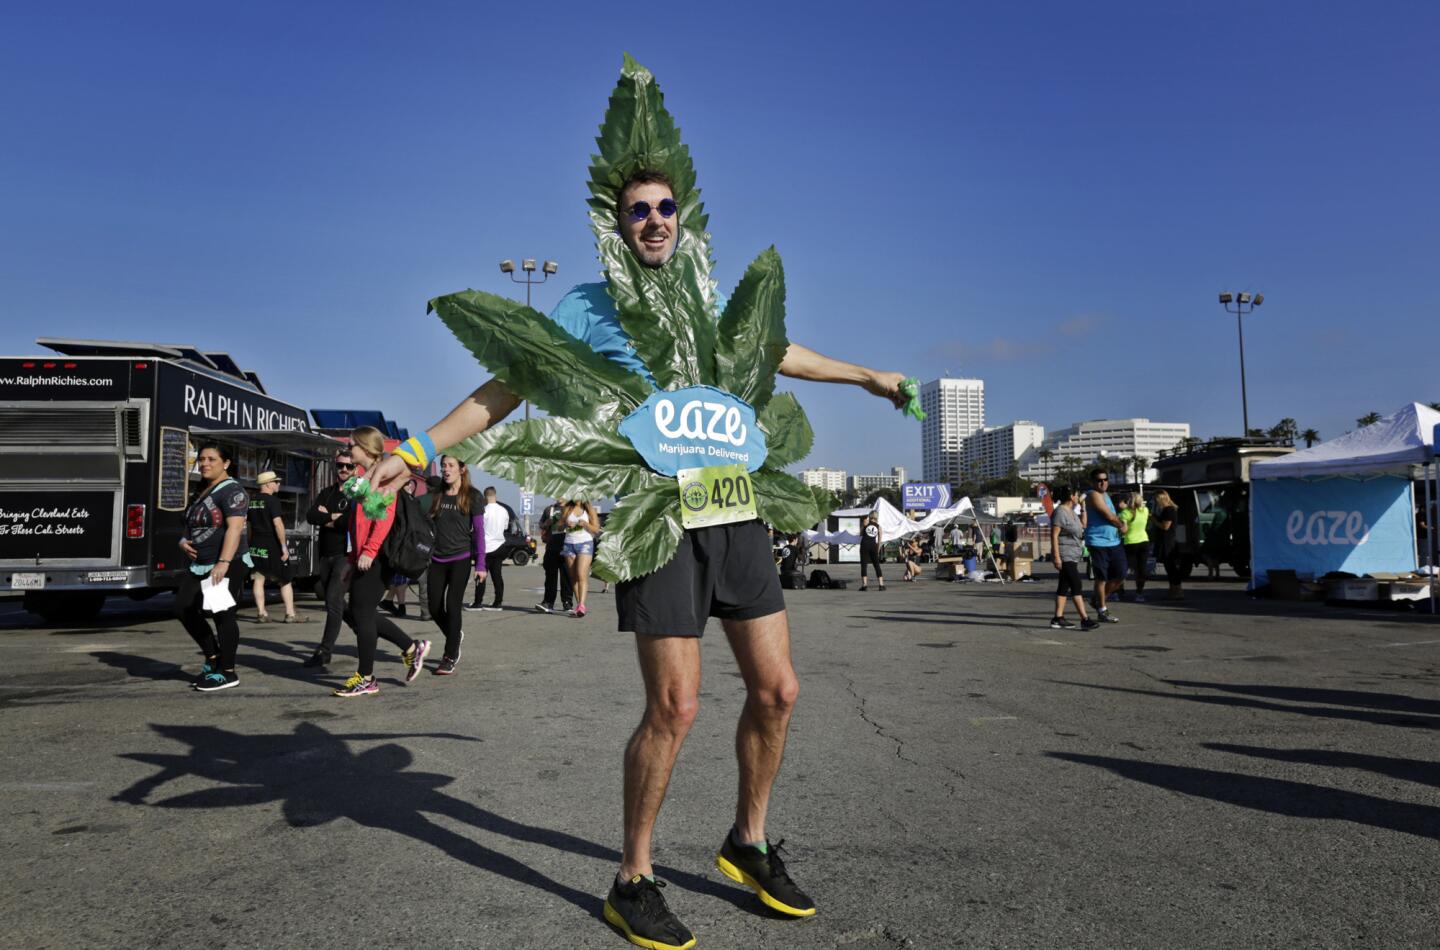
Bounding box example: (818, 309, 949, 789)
(1008, 557, 1033, 581)
(1326, 578, 1378, 602)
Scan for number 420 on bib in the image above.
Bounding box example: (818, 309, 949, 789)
(675, 463, 758, 529)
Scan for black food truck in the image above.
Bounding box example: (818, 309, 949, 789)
(0, 338, 345, 622)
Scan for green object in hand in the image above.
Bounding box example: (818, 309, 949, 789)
(900, 377, 926, 421)
(340, 475, 393, 520)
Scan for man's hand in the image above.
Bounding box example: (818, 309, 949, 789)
(367, 454, 411, 494)
(865, 370, 909, 409)
(210, 562, 228, 583)
(280, 548, 289, 562)
(357, 554, 374, 572)
(179, 539, 198, 560)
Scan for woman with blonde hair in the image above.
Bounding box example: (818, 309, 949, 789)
(560, 498, 602, 618)
(1119, 490, 1151, 602)
(1151, 489, 1186, 601)
(333, 426, 430, 697)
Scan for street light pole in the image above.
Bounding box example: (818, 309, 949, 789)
(1218, 291, 1264, 438)
(498, 259, 558, 538)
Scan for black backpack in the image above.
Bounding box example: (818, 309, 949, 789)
(382, 490, 435, 578)
(806, 569, 831, 589)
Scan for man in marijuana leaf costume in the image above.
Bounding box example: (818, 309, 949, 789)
(370, 56, 910, 948)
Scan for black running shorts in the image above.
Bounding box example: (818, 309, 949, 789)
(616, 519, 786, 637)
(250, 551, 294, 583)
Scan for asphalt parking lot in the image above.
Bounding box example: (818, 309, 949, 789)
(3, 564, 1438, 949)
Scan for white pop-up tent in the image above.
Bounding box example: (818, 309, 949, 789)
(805, 496, 976, 544)
(1249, 403, 1439, 592)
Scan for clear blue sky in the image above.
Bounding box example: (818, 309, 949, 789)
(4, 1, 1436, 506)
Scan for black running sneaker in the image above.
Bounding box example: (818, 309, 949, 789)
(194, 671, 239, 692)
(603, 875, 695, 950)
(1098, 609, 1120, 623)
(1049, 617, 1075, 629)
(1080, 618, 1102, 631)
(302, 649, 331, 668)
(716, 835, 816, 918)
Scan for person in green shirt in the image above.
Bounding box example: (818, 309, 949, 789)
(1120, 492, 1152, 602)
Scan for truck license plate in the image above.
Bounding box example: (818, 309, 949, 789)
(11, 573, 45, 590)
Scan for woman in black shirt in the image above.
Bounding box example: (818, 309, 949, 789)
(1152, 490, 1186, 601)
(176, 443, 250, 692)
(858, 513, 885, 591)
(427, 456, 486, 674)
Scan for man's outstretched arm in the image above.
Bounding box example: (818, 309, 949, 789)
(779, 342, 908, 408)
(369, 378, 521, 492)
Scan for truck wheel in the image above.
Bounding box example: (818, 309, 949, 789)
(510, 549, 530, 567)
(24, 591, 107, 624)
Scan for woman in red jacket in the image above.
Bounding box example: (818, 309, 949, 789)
(333, 426, 430, 698)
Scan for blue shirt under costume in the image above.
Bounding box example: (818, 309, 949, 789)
(548, 282, 726, 389)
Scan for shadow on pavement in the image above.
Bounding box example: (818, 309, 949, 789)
(1203, 744, 1440, 789)
(1050, 680, 1440, 730)
(111, 722, 760, 918)
(1164, 680, 1440, 716)
(1047, 752, 1440, 841)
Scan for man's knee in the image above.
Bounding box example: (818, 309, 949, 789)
(645, 689, 700, 735)
(749, 672, 800, 715)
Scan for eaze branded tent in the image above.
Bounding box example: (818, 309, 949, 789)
(1248, 403, 1438, 585)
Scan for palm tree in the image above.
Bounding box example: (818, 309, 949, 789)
(1357, 412, 1382, 428)
(1268, 418, 1299, 442)
(1133, 455, 1150, 486)
(1038, 448, 1055, 479)
(1300, 428, 1320, 448)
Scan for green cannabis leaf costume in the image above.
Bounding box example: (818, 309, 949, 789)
(430, 54, 836, 584)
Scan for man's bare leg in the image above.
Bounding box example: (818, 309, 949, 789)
(620, 633, 701, 879)
(723, 610, 800, 843)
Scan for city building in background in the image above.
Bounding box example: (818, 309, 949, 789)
(963, 422, 1045, 482)
(798, 466, 847, 492)
(847, 466, 907, 494)
(1020, 418, 1191, 481)
(975, 495, 1047, 518)
(920, 377, 985, 486)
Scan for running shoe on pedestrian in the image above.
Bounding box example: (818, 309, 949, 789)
(403, 640, 431, 683)
(481, 604, 502, 612)
(1049, 617, 1075, 629)
(433, 656, 459, 676)
(194, 671, 239, 692)
(190, 659, 218, 689)
(333, 673, 378, 698)
(575, 604, 588, 619)
(534, 603, 554, 614)
(1098, 609, 1120, 623)
(603, 875, 696, 950)
(561, 601, 574, 612)
(303, 648, 331, 668)
(1080, 618, 1102, 630)
(463, 602, 485, 612)
(716, 833, 817, 918)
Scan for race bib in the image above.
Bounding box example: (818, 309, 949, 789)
(676, 463, 758, 529)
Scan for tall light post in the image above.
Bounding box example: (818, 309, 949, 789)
(499, 258, 557, 537)
(499, 258, 558, 423)
(1218, 291, 1264, 438)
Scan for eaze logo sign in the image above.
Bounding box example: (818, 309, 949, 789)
(619, 385, 768, 478)
(1285, 510, 1372, 546)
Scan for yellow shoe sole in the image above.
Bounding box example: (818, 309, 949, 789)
(714, 853, 818, 918)
(603, 899, 697, 950)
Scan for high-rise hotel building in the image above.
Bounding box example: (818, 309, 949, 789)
(919, 377, 985, 486)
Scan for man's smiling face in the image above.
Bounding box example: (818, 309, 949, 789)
(618, 180, 677, 268)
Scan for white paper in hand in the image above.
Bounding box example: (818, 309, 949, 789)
(201, 575, 236, 613)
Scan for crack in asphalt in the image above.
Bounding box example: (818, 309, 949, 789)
(843, 676, 968, 798)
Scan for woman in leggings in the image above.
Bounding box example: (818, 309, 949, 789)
(176, 443, 252, 692)
(426, 455, 486, 675)
(333, 426, 430, 698)
(858, 512, 885, 591)
(1120, 491, 1152, 602)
